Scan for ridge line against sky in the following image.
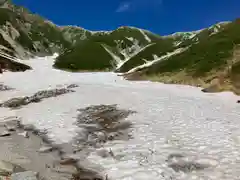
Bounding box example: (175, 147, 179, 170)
(12, 0, 240, 35)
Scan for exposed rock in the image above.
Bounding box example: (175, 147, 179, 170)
(0, 84, 14, 91)
(11, 171, 39, 180)
(74, 104, 135, 147)
(107, 131, 131, 141)
(0, 160, 25, 176)
(96, 148, 113, 158)
(168, 160, 209, 173)
(0, 0, 7, 6)
(167, 153, 218, 173)
(23, 124, 36, 131)
(167, 153, 185, 161)
(38, 146, 55, 153)
(201, 83, 221, 93)
(18, 131, 29, 138)
(4, 119, 22, 131)
(0, 97, 28, 108)
(32, 88, 74, 100)
(0, 88, 75, 108)
(72, 159, 105, 180)
(58, 158, 79, 166)
(67, 84, 79, 89)
(0, 118, 84, 180)
(0, 131, 11, 137)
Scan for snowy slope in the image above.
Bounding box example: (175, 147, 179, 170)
(1, 56, 240, 179)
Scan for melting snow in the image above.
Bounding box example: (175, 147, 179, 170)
(116, 43, 155, 70)
(126, 37, 134, 42)
(139, 29, 152, 43)
(126, 47, 188, 74)
(0, 56, 240, 179)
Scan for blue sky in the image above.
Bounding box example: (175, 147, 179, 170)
(13, 0, 240, 35)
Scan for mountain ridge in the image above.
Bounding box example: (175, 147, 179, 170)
(1, 1, 240, 94)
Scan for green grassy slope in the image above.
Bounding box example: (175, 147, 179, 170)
(55, 27, 162, 71)
(54, 40, 113, 71)
(56, 20, 230, 73)
(144, 19, 240, 77)
(0, 3, 71, 55)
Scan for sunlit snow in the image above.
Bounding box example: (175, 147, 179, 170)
(139, 29, 152, 43)
(1, 56, 240, 179)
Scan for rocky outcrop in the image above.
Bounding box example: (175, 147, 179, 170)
(0, 56, 32, 72)
(0, 101, 136, 179)
(0, 87, 75, 108)
(74, 104, 135, 149)
(0, 117, 107, 180)
(0, 83, 13, 91)
(166, 153, 219, 173)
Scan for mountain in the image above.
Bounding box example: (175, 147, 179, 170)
(123, 20, 240, 93)
(55, 21, 233, 74)
(55, 26, 162, 71)
(0, 0, 71, 71)
(1, 1, 240, 93)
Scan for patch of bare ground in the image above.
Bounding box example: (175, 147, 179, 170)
(0, 117, 108, 180)
(74, 104, 136, 148)
(122, 45, 240, 97)
(0, 104, 135, 179)
(0, 85, 78, 109)
(0, 83, 14, 91)
(122, 67, 240, 96)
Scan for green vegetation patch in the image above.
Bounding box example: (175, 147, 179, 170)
(145, 19, 240, 77)
(54, 40, 113, 71)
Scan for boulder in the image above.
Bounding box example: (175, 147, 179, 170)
(38, 146, 55, 153)
(18, 131, 29, 138)
(0, 131, 11, 137)
(4, 119, 21, 131)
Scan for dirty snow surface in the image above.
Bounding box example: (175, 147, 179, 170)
(1, 56, 240, 180)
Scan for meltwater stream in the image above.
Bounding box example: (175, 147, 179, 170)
(1, 56, 240, 179)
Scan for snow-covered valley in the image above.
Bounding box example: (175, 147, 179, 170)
(1, 56, 240, 179)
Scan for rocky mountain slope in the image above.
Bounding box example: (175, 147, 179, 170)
(124, 19, 240, 94)
(55, 21, 230, 73)
(0, 0, 71, 71)
(1, 0, 240, 93)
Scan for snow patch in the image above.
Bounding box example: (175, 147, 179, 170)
(1, 55, 240, 179)
(126, 47, 188, 74)
(126, 37, 134, 42)
(116, 43, 155, 70)
(139, 29, 151, 43)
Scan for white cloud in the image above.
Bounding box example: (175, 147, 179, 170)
(116, 0, 163, 13)
(116, 2, 131, 13)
